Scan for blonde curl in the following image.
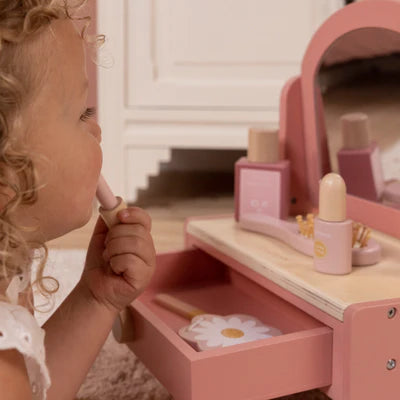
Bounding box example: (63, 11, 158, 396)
(0, 0, 105, 312)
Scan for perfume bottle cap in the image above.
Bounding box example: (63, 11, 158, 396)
(247, 127, 279, 163)
(318, 173, 347, 222)
(341, 112, 371, 149)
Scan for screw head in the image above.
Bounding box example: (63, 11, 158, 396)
(387, 359, 396, 370)
(388, 308, 397, 319)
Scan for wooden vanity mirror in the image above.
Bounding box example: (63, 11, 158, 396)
(300, 0, 400, 238)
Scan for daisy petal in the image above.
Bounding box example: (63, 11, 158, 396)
(207, 336, 223, 347)
(242, 320, 257, 329)
(227, 317, 242, 327)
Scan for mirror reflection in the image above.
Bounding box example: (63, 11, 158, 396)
(316, 28, 400, 209)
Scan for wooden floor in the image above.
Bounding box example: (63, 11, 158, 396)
(47, 196, 234, 253)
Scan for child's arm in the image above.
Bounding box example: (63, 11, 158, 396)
(0, 350, 33, 399)
(43, 202, 155, 400)
(42, 281, 118, 400)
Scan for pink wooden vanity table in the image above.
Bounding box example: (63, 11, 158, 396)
(125, 215, 400, 400)
(116, 2, 400, 399)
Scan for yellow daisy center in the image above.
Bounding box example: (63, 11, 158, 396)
(221, 328, 244, 338)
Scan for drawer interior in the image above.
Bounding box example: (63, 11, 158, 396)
(137, 247, 325, 347)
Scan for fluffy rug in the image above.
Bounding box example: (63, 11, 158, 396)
(33, 249, 330, 400)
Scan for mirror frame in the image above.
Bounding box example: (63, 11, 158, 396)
(301, 0, 400, 239)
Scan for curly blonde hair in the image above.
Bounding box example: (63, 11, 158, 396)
(0, 0, 104, 311)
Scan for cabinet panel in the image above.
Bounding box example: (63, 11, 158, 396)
(126, 0, 343, 109)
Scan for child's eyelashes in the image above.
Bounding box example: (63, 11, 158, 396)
(80, 107, 96, 122)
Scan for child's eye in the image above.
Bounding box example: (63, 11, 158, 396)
(80, 107, 96, 122)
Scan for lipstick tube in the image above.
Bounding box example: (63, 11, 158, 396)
(314, 173, 352, 275)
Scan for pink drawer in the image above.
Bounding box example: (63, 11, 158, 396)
(127, 248, 333, 400)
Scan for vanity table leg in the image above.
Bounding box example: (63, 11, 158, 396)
(340, 299, 400, 400)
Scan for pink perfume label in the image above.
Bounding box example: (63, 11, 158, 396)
(239, 168, 281, 219)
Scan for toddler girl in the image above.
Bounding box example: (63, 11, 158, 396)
(0, 1, 156, 399)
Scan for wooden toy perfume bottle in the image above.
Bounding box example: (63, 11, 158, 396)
(234, 127, 290, 222)
(337, 113, 385, 202)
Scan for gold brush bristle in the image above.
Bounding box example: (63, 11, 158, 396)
(352, 222, 371, 248)
(306, 213, 314, 238)
(296, 214, 314, 238)
(296, 215, 371, 248)
(296, 215, 305, 236)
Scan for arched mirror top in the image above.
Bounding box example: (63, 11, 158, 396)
(300, 0, 400, 238)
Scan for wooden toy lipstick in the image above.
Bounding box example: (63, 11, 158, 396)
(154, 293, 282, 351)
(96, 174, 127, 228)
(96, 174, 135, 343)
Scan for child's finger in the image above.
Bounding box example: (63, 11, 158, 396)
(109, 253, 153, 288)
(105, 223, 148, 246)
(103, 235, 156, 267)
(117, 207, 152, 231)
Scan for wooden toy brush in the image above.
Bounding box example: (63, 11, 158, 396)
(96, 174, 135, 343)
(154, 293, 282, 351)
(296, 214, 371, 248)
(239, 213, 381, 266)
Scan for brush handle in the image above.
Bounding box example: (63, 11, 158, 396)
(239, 214, 381, 266)
(96, 174, 135, 343)
(239, 214, 314, 256)
(154, 293, 206, 320)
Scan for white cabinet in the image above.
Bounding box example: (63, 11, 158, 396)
(97, 0, 343, 202)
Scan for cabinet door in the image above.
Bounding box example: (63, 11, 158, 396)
(97, 0, 343, 200)
(126, 0, 343, 113)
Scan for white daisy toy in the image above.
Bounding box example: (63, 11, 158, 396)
(154, 293, 282, 352)
(179, 313, 282, 351)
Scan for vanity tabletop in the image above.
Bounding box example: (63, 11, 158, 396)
(186, 216, 400, 321)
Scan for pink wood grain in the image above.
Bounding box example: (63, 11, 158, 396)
(343, 299, 400, 399)
(300, 0, 400, 238)
(127, 248, 333, 400)
(279, 76, 313, 216)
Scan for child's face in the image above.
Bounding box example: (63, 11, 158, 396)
(16, 19, 103, 242)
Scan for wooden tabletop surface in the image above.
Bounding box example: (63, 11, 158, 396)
(187, 216, 400, 321)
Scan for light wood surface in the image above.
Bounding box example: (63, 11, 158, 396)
(187, 216, 400, 321)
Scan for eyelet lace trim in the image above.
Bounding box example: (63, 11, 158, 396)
(0, 272, 51, 399)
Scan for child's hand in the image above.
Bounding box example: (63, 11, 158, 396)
(79, 207, 156, 314)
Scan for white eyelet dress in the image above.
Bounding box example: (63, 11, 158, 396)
(0, 272, 51, 399)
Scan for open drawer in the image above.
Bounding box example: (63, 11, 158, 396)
(127, 248, 333, 400)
